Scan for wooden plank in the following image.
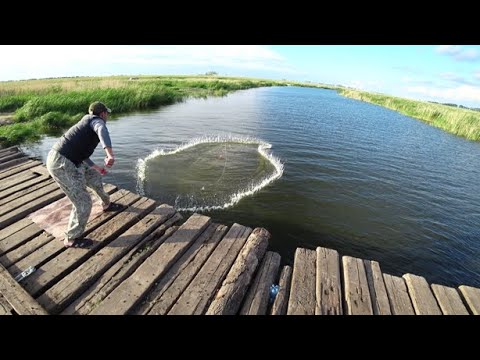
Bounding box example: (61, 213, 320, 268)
(168, 222, 251, 315)
(316, 247, 342, 315)
(0, 170, 39, 192)
(0, 156, 30, 171)
(458, 285, 480, 315)
(38, 205, 176, 314)
(0, 146, 19, 155)
(383, 274, 415, 315)
(63, 219, 181, 315)
(0, 152, 25, 164)
(431, 284, 469, 315)
(364, 260, 391, 315)
(0, 160, 42, 181)
(239, 251, 281, 315)
(0, 293, 14, 315)
(136, 223, 226, 315)
(206, 227, 270, 315)
(342, 256, 373, 315)
(90, 213, 212, 315)
(0, 182, 59, 217)
(270, 265, 293, 315)
(0, 263, 47, 315)
(0, 232, 54, 268)
(0, 218, 32, 241)
(287, 248, 316, 315)
(0, 177, 53, 204)
(0, 188, 65, 230)
(8, 190, 140, 281)
(22, 197, 156, 297)
(403, 273, 441, 315)
(0, 222, 44, 256)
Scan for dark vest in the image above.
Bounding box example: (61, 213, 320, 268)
(53, 114, 101, 166)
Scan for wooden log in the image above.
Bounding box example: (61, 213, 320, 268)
(458, 285, 480, 315)
(168, 223, 252, 315)
(22, 197, 156, 297)
(364, 260, 391, 315)
(403, 273, 442, 315)
(287, 248, 316, 315)
(63, 215, 182, 315)
(0, 177, 53, 204)
(342, 255, 373, 315)
(206, 227, 270, 315)
(239, 251, 281, 315)
(383, 274, 415, 315)
(0, 222, 44, 256)
(431, 284, 469, 315)
(38, 205, 176, 314)
(90, 213, 212, 315)
(316, 247, 342, 315)
(0, 160, 42, 181)
(0, 232, 54, 268)
(270, 265, 292, 315)
(0, 262, 47, 315)
(137, 223, 226, 315)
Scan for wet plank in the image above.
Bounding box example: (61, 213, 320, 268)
(239, 251, 281, 315)
(364, 260, 391, 315)
(168, 222, 251, 315)
(0, 263, 47, 315)
(137, 223, 226, 315)
(207, 227, 270, 315)
(287, 248, 316, 315)
(342, 256, 373, 315)
(431, 284, 469, 315)
(383, 274, 415, 315)
(316, 247, 342, 315)
(90, 213, 212, 315)
(403, 273, 441, 315)
(270, 265, 292, 315)
(458, 285, 480, 315)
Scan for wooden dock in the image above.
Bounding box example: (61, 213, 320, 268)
(0, 145, 479, 315)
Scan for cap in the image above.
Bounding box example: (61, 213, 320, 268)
(88, 101, 112, 115)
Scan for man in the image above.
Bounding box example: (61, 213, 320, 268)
(46, 101, 120, 248)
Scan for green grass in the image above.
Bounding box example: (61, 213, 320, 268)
(340, 89, 480, 141)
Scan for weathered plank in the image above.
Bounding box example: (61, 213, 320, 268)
(0, 182, 60, 217)
(343, 256, 373, 315)
(38, 205, 176, 314)
(0, 152, 26, 166)
(287, 248, 316, 315)
(431, 284, 469, 315)
(0, 146, 19, 155)
(0, 160, 42, 181)
(403, 273, 441, 315)
(63, 217, 181, 315)
(0, 188, 65, 230)
(0, 263, 47, 315)
(137, 223, 226, 315)
(168, 222, 251, 315)
(364, 260, 391, 315)
(8, 190, 140, 280)
(270, 265, 292, 315)
(207, 227, 270, 315)
(0, 156, 30, 171)
(0, 232, 54, 268)
(0, 293, 13, 315)
(23, 197, 156, 297)
(316, 247, 342, 315)
(0, 170, 39, 192)
(90, 213, 212, 315)
(383, 274, 415, 315)
(458, 285, 480, 315)
(0, 222, 44, 256)
(0, 177, 53, 204)
(0, 218, 32, 241)
(239, 251, 281, 315)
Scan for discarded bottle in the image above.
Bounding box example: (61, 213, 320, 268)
(269, 284, 280, 304)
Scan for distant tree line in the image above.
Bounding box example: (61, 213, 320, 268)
(429, 101, 480, 112)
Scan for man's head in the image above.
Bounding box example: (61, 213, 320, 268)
(88, 101, 112, 116)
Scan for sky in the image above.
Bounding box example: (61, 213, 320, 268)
(1, 45, 480, 108)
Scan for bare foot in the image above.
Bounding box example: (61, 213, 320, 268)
(64, 238, 75, 247)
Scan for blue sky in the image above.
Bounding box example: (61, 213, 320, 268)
(1, 45, 480, 107)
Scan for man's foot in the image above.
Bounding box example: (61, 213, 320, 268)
(64, 238, 94, 248)
(102, 201, 123, 212)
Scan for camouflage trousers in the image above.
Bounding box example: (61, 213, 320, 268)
(46, 149, 110, 240)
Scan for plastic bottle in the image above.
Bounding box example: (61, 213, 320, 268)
(269, 284, 280, 304)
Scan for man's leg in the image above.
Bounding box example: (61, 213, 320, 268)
(83, 164, 110, 208)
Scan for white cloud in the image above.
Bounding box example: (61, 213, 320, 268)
(436, 45, 480, 61)
(0, 45, 297, 81)
(406, 84, 480, 106)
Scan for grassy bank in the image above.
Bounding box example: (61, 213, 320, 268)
(0, 75, 286, 146)
(340, 89, 480, 141)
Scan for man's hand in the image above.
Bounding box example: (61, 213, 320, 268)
(104, 156, 115, 168)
